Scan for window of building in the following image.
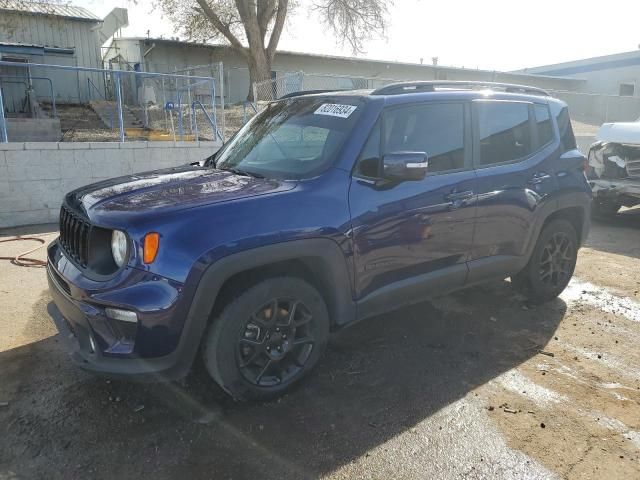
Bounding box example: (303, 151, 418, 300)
(476, 101, 532, 166)
(619, 83, 635, 97)
(534, 104, 554, 147)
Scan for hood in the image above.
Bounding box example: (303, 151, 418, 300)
(597, 121, 640, 145)
(65, 165, 296, 218)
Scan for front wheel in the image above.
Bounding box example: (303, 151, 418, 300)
(512, 219, 578, 304)
(202, 277, 329, 401)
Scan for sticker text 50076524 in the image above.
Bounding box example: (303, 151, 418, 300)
(314, 104, 358, 118)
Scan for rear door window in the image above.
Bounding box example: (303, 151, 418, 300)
(475, 101, 533, 166)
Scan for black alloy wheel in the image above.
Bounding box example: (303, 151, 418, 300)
(538, 231, 575, 289)
(202, 277, 329, 400)
(237, 298, 316, 387)
(511, 219, 578, 304)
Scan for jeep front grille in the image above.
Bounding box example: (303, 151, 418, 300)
(59, 206, 91, 267)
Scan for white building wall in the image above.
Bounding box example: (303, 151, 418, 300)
(519, 51, 640, 97)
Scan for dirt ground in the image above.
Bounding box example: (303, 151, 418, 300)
(0, 210, 639, 479)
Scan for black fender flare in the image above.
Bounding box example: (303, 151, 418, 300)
(171, 238, 356, 376)
(520, 191, 591, 269)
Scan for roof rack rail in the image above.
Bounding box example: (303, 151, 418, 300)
(371, 81, 550, 97)
(278, 89, 344, 99)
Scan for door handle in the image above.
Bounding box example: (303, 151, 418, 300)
(444, 190, 474, 209)
(528, 172, 552, 185)
(444, 190, 474, 202)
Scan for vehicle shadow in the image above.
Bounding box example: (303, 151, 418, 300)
(0, 280, 565, 479)
(586, 207, 640, 259)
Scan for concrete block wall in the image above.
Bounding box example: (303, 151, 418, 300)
(0, 141, 221, 228)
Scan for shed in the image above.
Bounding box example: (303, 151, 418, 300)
(0, 1, 125, 111)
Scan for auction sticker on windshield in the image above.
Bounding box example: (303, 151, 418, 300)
(314, 103, 358, 118)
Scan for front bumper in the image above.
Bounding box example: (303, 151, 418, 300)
(46, 242, 196, 381)
(590, 178, 640, 206)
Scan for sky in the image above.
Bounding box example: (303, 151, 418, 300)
(76, 0, 640, 72)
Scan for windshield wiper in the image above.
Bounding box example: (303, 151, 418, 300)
(222, 167, 265, 179)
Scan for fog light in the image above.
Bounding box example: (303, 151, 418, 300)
(105, 308, 138, 323)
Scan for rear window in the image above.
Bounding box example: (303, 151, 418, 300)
(214, 97, 363, 179)
(476, 101, 533, 166)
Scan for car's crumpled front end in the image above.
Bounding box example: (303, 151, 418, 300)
(587, 120, 640, 214)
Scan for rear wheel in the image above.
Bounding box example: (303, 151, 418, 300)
(202, 277, 329, 401)
(512, 219, 578, 304)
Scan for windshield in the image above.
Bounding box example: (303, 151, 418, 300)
(213, 97, 364, 179)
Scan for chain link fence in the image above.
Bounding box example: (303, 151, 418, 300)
(246, 72, 640, 138)
(232, 71, 402, 136)
(252, 71, 398, 104)
(548, 90, 640, 125)
(0, 60, 225, 143)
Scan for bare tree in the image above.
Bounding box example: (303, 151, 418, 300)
(154, 0, 390, 100)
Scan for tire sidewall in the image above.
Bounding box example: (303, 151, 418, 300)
(203, 277, 330, 401)
(524, 219, 578, 302)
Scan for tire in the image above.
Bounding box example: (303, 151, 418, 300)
(202, 277, 330, 401)
(512, 219, 578, 304)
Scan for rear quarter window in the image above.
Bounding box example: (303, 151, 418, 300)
(534, 104, 554, 147)
(550, 103, 577, 152)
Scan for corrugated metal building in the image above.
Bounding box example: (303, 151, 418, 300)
(516, 50, 640, 98)
(105, 37, 584, 104)
(0, 1, 124, 110)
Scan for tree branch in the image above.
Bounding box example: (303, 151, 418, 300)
(194, 0, 248, 57)
(266, 0, 288, 60)
(235, 0, 264, 50)
(257, 0, 277, 42)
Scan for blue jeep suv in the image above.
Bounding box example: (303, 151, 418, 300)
(47, 81, 591, 400)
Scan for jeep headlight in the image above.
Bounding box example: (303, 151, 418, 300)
(111, 230, 128, 268)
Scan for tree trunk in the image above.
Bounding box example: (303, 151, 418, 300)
(247, 48, 272, 102)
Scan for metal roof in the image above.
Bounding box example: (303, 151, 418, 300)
(0, 1, 101, 22)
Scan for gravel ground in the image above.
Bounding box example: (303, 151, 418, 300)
(1, 211, 639, 479)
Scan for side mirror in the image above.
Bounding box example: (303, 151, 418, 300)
(383, 152, 429, 181)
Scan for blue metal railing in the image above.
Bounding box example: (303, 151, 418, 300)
(87, 77, 107, 101)
(0, 59, 223, 144)
(0, 87, 7, 143)
(0, 75, 57, 117)
(191, 100, 223, 142)
(176, 79, 216, 140)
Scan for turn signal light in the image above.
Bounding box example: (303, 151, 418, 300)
(143, 232, 160, 264)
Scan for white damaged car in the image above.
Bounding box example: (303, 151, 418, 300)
(588, 119, 640, 216)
